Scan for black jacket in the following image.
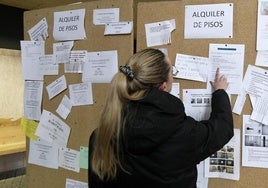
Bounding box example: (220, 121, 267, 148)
(88, 88, 234, 188)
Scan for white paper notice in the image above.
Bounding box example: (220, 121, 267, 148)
(242, 64, 268, 98)
(24, 80, 43, 121)
(66, 178, 88, 188)
(38, 54, 58, 76)
(244, 75, 268, 125)
(232, 91, 247, 115)
(56, 95, 73, 120)
(65, 50, 87, 73)
(158, 48, 168, 56)
(145, 19, 176, 47)
(53, 9, 86, 41)
(242, 115, 268, 168)
(46, 75, 67, 100)
(82, 50, 118, 83)
(251, 97, 268, 125)
(183, 89, 212, 121)
(197, 161, 208, 188)
(93, 8, 119, 25)
(28, 138, 59, 169)
(208, 43, 245, 94)
(59, 147, 80, 173)
(184, 3, 233, 39)
(249, 94, 257, 110)
(20, 40, 45, 80)
(53, 41, 74, 64)
(170, 83, 180, 98)
(28, 18, 48, 41)
(256, 0, 268, 51)
(255, 51, 268, 67)
(69, 82, 93, 106)
(174, 53, 209, 82)
(205, 129, 240, 181)
(104, 21, 133, 35)
(36, 110, 71, 147)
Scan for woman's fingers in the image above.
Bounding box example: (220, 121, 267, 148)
(211, 68, 228, 91)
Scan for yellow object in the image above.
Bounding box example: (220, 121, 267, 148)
(0, 118, 26, 155)
(20, 117, 39, 141)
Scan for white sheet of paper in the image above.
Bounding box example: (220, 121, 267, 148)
(56, 95, 72, 120)
(46, 75, 67, 100)
(104, 21, 133, 35)
(28, 138, 59, 169)
(249, 94, 257, 109)
(53, 41, 74, 64)
(65, 50, 87, 73)
(197, 161, 208, 188)
(38, 54, 58, 75)
(170, 83, 180, 98)
(232, 91, 247, 115)
(82, 50, 118, 83)
(242, 64, 268, 98)
(24, 80, 43, 121)
(256, 0, 268, 51)
(28, 18, 48, 41)
(20, 40, 45, 80)
(157, 48, 168, 56)
(174, 53, 209, 82)
(255, 51, 268, 67)
(208, 43, 245, 94)
(66, 178, 88, 188)
(184, 3, 233, 39)
(69, 82, 93, 106)
(251, 97, 268, 125)
(59, 147, 80, 173)
(145, 19, 176, 47)
(183, 89, 212, 121)
(36, 109, 71, 147)
(242, 115, 268, 168)
(205, 129, 240, 181)
(93, 8, 119, 25)
(53, 9, 86, 41)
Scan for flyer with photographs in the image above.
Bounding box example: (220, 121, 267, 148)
(182, 89, 212, 121)
(204, 129, 240, 180)
(242, 115, 268, 168)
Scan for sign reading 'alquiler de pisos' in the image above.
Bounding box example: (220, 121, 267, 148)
(184, 3, 233, 39)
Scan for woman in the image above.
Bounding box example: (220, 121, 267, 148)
(88, 48, 233, 188)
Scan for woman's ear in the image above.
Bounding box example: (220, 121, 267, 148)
(159, 82, 167, 91)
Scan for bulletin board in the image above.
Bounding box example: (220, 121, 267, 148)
(136, 0, 263, 188)
(23, 0, 134, 187)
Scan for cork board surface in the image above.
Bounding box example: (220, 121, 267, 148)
(136, 0, 263, 188)
(23, 0, 133, 187)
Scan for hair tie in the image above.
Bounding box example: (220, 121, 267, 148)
(119, 65, 134, 80)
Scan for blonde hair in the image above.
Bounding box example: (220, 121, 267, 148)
(91, 48, 170, 180)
